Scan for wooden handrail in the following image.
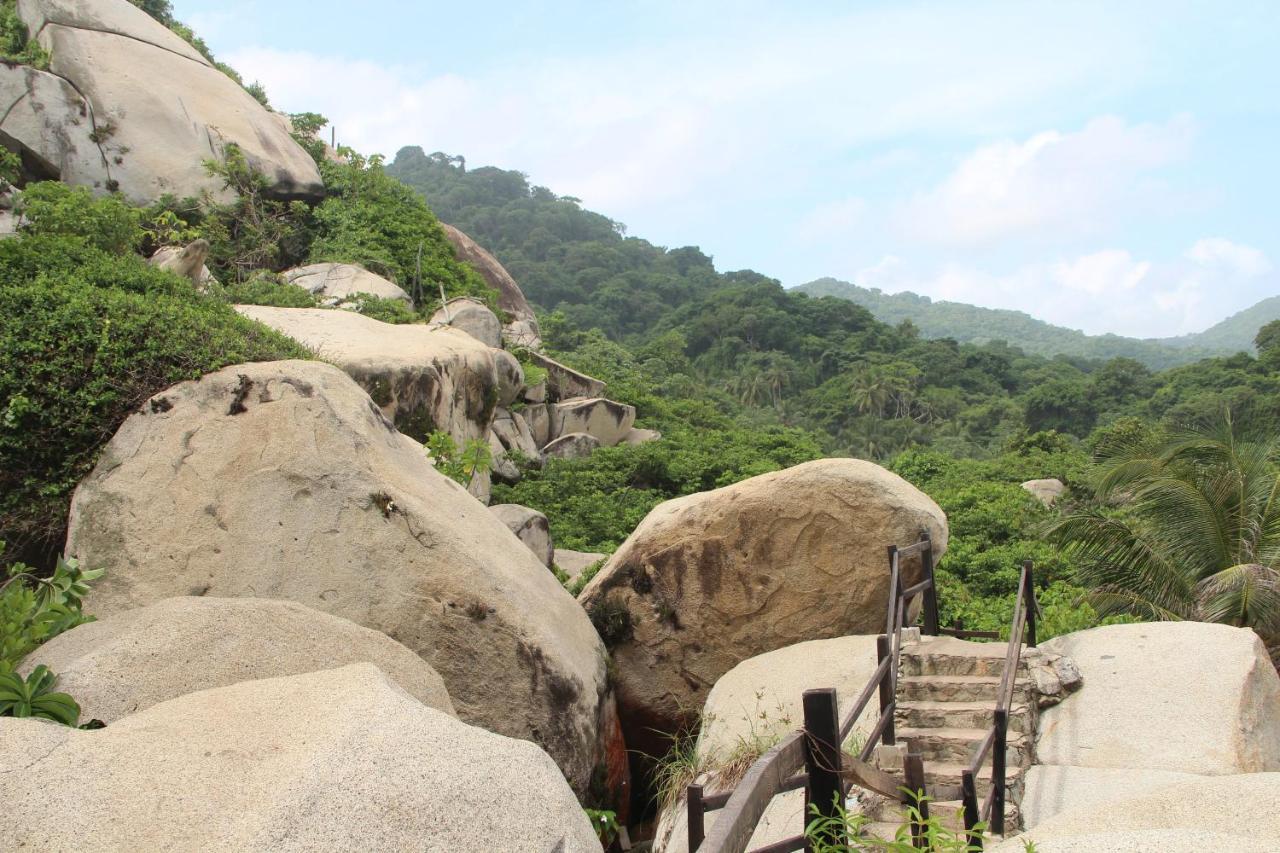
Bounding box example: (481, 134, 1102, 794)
(697, 731, 806, 853)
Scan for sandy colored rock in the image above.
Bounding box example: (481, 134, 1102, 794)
(529, 351, 606, 400)
(65, 360, 608, 791)
(431, 297, 503, 348)
(149, 242, 216, 287)
(493, 349, 524, 407)
(522, 403, 554, 447)
(283, 262, 410, 303)
(489, 504, 553, 568)
(12, 0, 322, 204)
(21, 596, 455, 722)
(1019, 765, 1201, 829)
(441, 222, 542, 347)
(544, 431, 601, 459)
(492, 408, 541, 459)
(993, 773, 1280, 852)
(0, 64, 105, 189)
(1036, 622, 1280, 774)
(556, 549, 607, 582)
(623, 427, 662, 445)
(579, 458, 947, 754)
(234, 306, 499, 501)
(552, 397, 637, 447)
(1021, 478, 1066, 506)
(1, 663, 599, 852)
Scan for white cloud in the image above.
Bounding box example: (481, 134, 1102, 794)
(1185, 238, 1271, 278)
(1050, 250, 1151, 296)
(898, 116, 1195, 247)
(791, 198, 868, 245)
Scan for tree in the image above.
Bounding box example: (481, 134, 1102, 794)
(1046, 412, 1280, 663)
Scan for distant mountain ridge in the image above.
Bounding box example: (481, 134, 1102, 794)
(795, 278, 1280, 369)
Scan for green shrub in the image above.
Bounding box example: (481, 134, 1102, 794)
(348, 293, 418, 324)
(424, 431, 492, 489)
(0, 253, 308, 568)
(0, 664, 82, 726)
(0, 547, 102, 668)
(211, 272, 318, 308)
(15, 183, 141, 254)
(0, 0, 49, 68)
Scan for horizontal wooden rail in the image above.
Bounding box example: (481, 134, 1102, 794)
(698, 732, 806, 853)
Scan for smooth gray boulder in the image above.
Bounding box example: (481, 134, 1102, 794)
(1, 664, 600, 852)
(623, 427, 662, 445)
(148, 242, 217, 287)
(9, 0, 323, 204)
(1021, 478, 1066, 506)
(430, 297, 503, 348)
(283, 262, 410, 304)
(21, 596, 455, 722)
(489, 504, 554, 568)
(544, 432, 601, 460)
(440, 223, 542, 348)
(529, 351, 606, 400)
(555, 549, 606, 582)
(65, 360, 609, 792)
(492, 408, 541, 459)
(552, 397, 637, 447)
(493, 349, 524, 407)
(522, 403, 554, 447)
(1019, 765, 1201, 830)
(0, 64, 105, 188)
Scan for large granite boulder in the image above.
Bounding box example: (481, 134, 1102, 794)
(21, 596, 455, 722)
(492, 407, 540, 458)
(64, 360, 610, 792)
(556, 549, 607, 583)
(148, 242, 217, 287)
(5, 0, 322, 203)
(578, 458, 947, 754)
(654, 636, 884, 853)
(1035, 622, 1280, 775)
(283, 262, 410, 303)
(1021, 478, 1066, 507)
(440, 223, 541, 347)
(544, 432, 601, 460)
(994, 773, 1280, 852)
(234, 306, 500, 501)
(1, 664, 599, 852)
(529, 351, 606, 401)
(489, 504, 553, 568)
(430, 297, 503, 348)
(552, 397, 637, 447)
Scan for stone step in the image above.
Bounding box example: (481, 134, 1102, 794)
(922, 760, 1025, 799)
(865, 798, 1020, 833)
(897, 674, 1034, 704)
(896, 699, 1035, 734)
(898, 726, 1032, 767)
(899, 635, 1037, 679)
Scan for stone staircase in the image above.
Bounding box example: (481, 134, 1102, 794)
(859, 635, 1040, 842)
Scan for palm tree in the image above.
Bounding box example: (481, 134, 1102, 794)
(1046, 413, 1279, 663)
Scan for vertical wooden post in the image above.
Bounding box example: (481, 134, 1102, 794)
(885, 545, 900, 637)
(802, 688, 844, 849)
(875, 634, 896, 747)
(961, 769, 983, 851)
(1022, 560, 1038, 648)
(687, 784, 705, 851)
(991, 708, 1008, 836)
(921, 531, 940, 637)
(903, 751, 930, 849)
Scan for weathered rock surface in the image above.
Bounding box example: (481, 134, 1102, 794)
(553, 397, 637, 448)
(492, 408, 540, 459)
(994, 772, 1280, 852)
(1, 664, 599, 852)
(440, 222, 541, 347)
(489, 504, 553, 568)
(522, 403, 554, 447)
(624, 427, 662, 445)
(234, 306, 500, 500)
(8, 0, 323, 204)
(283, 262, 410, 303)
(556, 549, 606, 582)
(654, 636, 882, 853)
(530, 351, 606, 400)
(1036, 622, 1280, 775)
(544, 432, 601, 459)
(1021, 478, 1066, 506)
(493, 349, 524, 407)
(149, 242, 216, 287)
(430, 297, 503, 348)
(65, 360, 609, 791)
(21, 596, 455, 722)
(579, 458, 947, 753)
(1020, 765, 1201, 830)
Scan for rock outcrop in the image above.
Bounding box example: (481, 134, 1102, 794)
(552, 397, 637, 448)
(233, 306, 500, 499)
(489, 504, 553, 568)
(1, 664, 599, 852)
(430, 297, 503, 348)
(1021, 478, 1066, 507)
(995, 772, 1280, 852)
(530, 351, 607, 400)
(65, 360, 610, 792)
(148, 240, 216, 287)
(544, 431, 601, 459)
(440, 222, 541, 347)
(283, 262, 410, 304)
(578, 458, 947, 753)
(556, 549, 606, 582)
(3, 0, 322, 204)
(21, 596, 455, 722)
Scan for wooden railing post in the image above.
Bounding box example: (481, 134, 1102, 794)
(902, 751, 929, 849)
(960, 769, 982, 850)
(1022, 560, 1037, 648)
(991, 708, 1008, 836)
(921, 531, 940, 637)
(687, 783, 705, 851)
(875, 634, 896, 747)
(885, 545, 900, 636)
(802, 688, 844, 848)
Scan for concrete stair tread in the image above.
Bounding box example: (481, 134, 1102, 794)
(899, 725, 1027, 743)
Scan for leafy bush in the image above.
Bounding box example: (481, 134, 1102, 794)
(211, 272, 318, 308)
(0, 241, 308, 568)
(424, 431, 492, 489)
(348, 293, 418, 324)
(0, 664, 82, 726)
(15, 183, 141, 254)
(0, 0, 49, 68)
(0, 548, 101, 668)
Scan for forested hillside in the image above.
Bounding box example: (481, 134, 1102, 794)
(797, 277, 1278, 369)
(390, 146, 1280, 640)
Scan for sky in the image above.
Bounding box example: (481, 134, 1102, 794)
(173, 0, 1280, 339)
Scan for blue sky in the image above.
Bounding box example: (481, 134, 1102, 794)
(174, 0, 1279, 338)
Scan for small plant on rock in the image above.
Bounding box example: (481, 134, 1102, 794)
(424, 431, 492, 489)
(0, 664, 81, 726)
